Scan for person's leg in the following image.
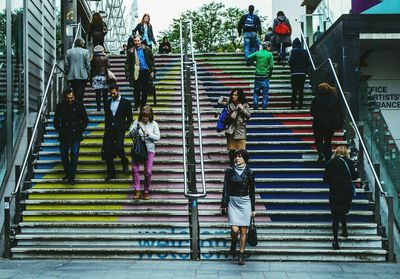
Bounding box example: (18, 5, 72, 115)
(253, 78, 261, 109)
(69, 140, 81, 183)
(261, 78, 270, 109)
(144, 152, 155, 195)
(133, 75, 142, 109)
(141, 70, 150, 107)
(323, 129, 335, 162)
(102, 89, 108, 108)
(332, 211, 340, 249)
(243, 32, 251, 59)
(59, 141, 70, 181)
(95, 89, 102, 111)
(115, 132, 128, 172)
(297, 75, 306, 109)
(230, 226, 239, 256)
(238, 226, 247, 265)
(341, 214, 348, 237)
(314, 128, 324, 162)
(291, 76, 297, 109)
(131, 159, 141, 198)
(104, 132, 116, 179)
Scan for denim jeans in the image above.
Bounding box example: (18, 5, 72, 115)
(253, 77, 270, 109)
(132, 152, 155, 193)
(279, 43, 287, 61)
(243, 32, 259, 59)
(59, 140, 81, 180)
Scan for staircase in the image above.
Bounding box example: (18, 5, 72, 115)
(10, 52, 388, 261)
(193, 53, 387, 261)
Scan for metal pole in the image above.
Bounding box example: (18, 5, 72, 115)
(373, 163, 382, 227)
(27, 127, 34, 180)
(357, 123, 365, 179)
(387, 196, 395, 262)
(13, 165, 22, 224)
(183, 22, 189, 63)
(3, 196, 11, 258)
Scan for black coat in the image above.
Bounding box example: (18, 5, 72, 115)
(54, 101, 88, 142)
(221, 167, 256, 211)
(323, 156, 358, 210)
(104, 97, 133, 133)
(132, 23, 156, 45)
(289, 39, 310, 75)
(310, 92, 342, 131)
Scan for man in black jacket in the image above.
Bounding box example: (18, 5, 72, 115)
(237, 5, 262, 60)
(125, 35, 155, 110)
(103, 84, 133, 181)
(54, 88, 89, 185)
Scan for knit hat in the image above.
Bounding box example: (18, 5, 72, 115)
(93, 45, 105, 53)
(262, 41, 272, 49)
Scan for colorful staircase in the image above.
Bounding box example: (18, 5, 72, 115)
(10, 52, 388, 261)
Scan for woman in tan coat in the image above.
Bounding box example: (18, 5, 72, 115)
(218, 88, 251, 166)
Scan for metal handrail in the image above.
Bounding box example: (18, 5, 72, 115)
(73, 23, 82, 46)
(11, 63, 64, 200)
(295, 18, 386, 196)
(0, 63, 4, 70)
(179, 20, 207, 198)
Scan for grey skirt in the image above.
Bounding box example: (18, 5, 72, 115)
(228, 195, 251, 227)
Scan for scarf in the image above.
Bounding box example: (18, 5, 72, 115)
(234, 163, 246, 176)
(133, 47, 140, 80)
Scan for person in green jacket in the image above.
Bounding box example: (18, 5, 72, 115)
(247, 41, 274, 110)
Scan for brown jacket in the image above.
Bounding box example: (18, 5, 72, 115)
(90, 54, 110, 78)
(218, 97, 250, 140)
(125, 45, 155, 86)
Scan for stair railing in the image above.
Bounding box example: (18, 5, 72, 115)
(3, 62, 64, 258)
(296, 19, 395, 262)
(179, 19, 207, 260)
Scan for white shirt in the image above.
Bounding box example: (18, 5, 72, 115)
(110, 95, 121, 116)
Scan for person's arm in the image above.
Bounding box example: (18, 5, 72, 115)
(149, 121, 161, 141)
(81, 105, 89, 130)
(147, 48, 155, 78)
(221, 169, 231, 209)
(125, 50, 131, 80)
(128, 120, 138, 137)
(85, 50, 91, 77)
(125, 101, 133, 131)
(268, 53, 274, 78)
(240, 103, 251, 120)
(323, 161, 331, 184)
(237, 16, 244, 36)
(310, 98, 316, 116)
(247, 52, 256, 61)
(218, 96, 228, 106)
(256, 15, 262, 36)
(64, 51, 70, 75)
(150, 26, 157, 45)
(286, 19, 292, 34)
(132, 24, 140, 36)
(53, 104, 61, 133)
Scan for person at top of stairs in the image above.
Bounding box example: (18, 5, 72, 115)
(102, 84, 133, 181)
(324, 146, 359, 250)
(218, 89, 251, 166)
(237, 5, 262, 60)
(129, 105, 161, 200)
(247, 41, 274, 110)
(272, 11, 292, 63)
(125, 35, 155, 110)
(132, 13, 157, 49)
(54, 87, 89, 185)
(310, 83, 343, 163)
(220, 149, 256, 265)
(288, 38, 311, 110)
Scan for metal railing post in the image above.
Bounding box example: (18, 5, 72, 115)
(3, 196, 11, 258)
(27, 127, 34, 180)
(373, 163, 382, 228)
(13, 165, 22, 224)
(357, 123, 365, 179)
(387, 195, 395, 262)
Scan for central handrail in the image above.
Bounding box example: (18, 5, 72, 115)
(179, 20, 207, 198)
(11, 63, 64, 201)
(295, 18, 386, 197)
(73, 23, 82, 46)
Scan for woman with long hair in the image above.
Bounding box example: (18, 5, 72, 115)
(128, 105, 160, 200)
(132, 14, 157, 49)
(310, 83, 342, 163)
(218, 88, 251, 166)
(88, 12, 108, 47)
(220, 149, 256, 265)
(90, 45, 110, 111)
(323, 146, 358, 250)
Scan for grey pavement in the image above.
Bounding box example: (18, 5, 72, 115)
(0, 260, 399, 279)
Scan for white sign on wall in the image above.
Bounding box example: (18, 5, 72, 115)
(368, 80, 400, 109)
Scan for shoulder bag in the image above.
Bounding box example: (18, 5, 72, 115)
(338, 157, 356, 198)
(130, 124, 148, 163)
(247, 216, 258, 246)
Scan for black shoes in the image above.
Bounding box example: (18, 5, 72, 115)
(122, 159, 129, 173)
(62, 176, 68, 182)
(105, 175, 116, 181)
(317, 154, 324, 164)
(238, 251, 245, 265)
(229, 241, 237, 258)
(332, 240, 340, 250)
(341, 230, 349, 237)
(68, 178, 75, 185)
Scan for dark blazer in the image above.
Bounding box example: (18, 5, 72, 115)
(104, 97, 133, 133)
(132, 23, 156, 45)
(125, 45, 155, 86)
(324, 156, 358, 208)
(54, 100, 88, 142)
(221, 167, 256, 211)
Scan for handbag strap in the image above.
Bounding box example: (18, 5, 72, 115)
(338, 157, 352, 180)
(130, 123, 146, 142)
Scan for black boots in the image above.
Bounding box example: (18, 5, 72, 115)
(238, 251, 245, 265)
(332, 240, 340, 250)
(230, 240, 236, 257)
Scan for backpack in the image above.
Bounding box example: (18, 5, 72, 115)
(244, 14, 255, 28)
(274, 20, 290, 35)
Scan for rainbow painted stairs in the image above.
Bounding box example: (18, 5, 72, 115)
(11, 53, 388, 261)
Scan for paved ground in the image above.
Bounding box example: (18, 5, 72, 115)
(0, 260, 399, 279)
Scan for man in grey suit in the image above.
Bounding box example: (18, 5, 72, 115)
(65, 37, 91, 103)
